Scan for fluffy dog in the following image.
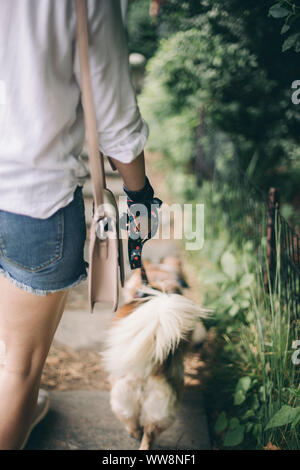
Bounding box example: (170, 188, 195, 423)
(101, 256, 208, 450)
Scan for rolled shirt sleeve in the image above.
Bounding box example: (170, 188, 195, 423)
(74, 0, 149, 163)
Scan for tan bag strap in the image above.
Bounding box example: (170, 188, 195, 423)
(75, 0, 106, 215)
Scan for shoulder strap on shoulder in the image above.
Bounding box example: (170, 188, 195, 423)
(75, 0, 106, 214)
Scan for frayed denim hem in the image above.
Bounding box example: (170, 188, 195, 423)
(0, 267, 88, 296)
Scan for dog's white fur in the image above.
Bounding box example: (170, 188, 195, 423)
(101, 280, 208, 449)
(102, 286, 206, 376)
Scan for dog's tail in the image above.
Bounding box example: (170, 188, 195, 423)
(101, 287, 209, 378)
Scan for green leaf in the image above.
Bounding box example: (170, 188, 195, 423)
(221, 251, 237, 280)
(234, 389, 246, 405)
(251, 393, 260, 411)
(225, 285, 239, 297)
(234, 377, 252, 405)
(281, 24, 290, 34)
(246, 310, 255, 322)
(269, 4, 290, 18)
(291, 409, 300, 429)
(295, 39, 300, 53)
(218, 293, 234, 308)
(223, 425, 245, 447)
(236, 376, 252, 393)
(282, 34, 298, 52)
(245, 422, 254, 433)
(229, 417, 240, 430)
(242, 409, 255, 420)
(240, 299, 250, 309)
(239, 273, 254, 289)
(259, 385, 266, 403)
(215, 411, 228, 433)
(229, 303, 240, 317)
(252, 423, 263, 439)
(288, 387, 300, 399)
(265, 405, 300, 430)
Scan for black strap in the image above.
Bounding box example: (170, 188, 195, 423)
(126, 197, 161, 272)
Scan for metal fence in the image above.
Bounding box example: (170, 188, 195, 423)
(279, 211, 300, 323)
(211, 165, 300, 329)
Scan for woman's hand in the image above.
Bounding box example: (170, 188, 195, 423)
(123, 175, 162, 241)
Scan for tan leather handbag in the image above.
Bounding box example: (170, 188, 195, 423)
(76, 0, 125, 313)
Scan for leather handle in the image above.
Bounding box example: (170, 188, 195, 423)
(75, 0, 106, 215)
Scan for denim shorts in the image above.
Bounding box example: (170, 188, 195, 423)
(0, 186, 88, 295)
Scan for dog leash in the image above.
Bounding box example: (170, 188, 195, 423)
(140, 263, 149, 285)
(120, 198, 162, 292)
(127, 205, 157, 286)
(121, 198, 162, 285)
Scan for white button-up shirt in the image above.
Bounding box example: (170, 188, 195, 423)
(0, 0, 148, 218)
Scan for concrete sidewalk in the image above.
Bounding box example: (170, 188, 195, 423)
(26, 389, 210, 450)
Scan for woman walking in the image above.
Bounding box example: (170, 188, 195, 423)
(0, 0, 157, 449)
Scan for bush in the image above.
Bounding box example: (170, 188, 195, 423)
(139, 1, 300, 196)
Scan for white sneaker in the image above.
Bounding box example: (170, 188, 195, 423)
(20, 389, 50, 450)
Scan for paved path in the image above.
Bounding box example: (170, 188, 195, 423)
(25, 157, 211, 450)
(26, 389, 210, 450)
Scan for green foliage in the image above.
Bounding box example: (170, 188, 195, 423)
(185, 181, 300, 449)
(214, 411, 228, 433)
(269, 1, 300, 52)
(138, 0, 300, 196)
(140, 26, 299, 193)
(200, 226, 300, 448)
(265, 405, 300, 430)
(234, 377, 252, 405)
(199, 242, 255, 328)
(223, 421, 245, 447)
(288, 388, 300, 399)
(199, 235, 300, 448)
(269, 4, 290, 18)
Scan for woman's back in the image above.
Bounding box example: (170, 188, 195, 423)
(0, 0, 148, 218)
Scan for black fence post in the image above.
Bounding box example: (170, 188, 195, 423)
(264, 187, 280, 293)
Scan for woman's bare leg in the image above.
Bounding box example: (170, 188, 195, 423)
(0, 273, 68, 449)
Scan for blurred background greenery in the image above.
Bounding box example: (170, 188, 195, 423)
(127, 0, 300, 225)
